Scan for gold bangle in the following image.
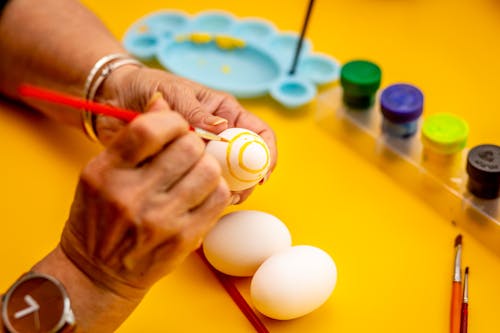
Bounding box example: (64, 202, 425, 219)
(81, 54, 143, 142)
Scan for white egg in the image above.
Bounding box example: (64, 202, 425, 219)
(250, 245, 337, 320)
(203, 210, 292, 277)
(205, 128, 271, 191)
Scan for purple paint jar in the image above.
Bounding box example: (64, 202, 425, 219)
(380, 83, 424, 138)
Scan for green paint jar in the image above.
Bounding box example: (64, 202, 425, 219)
(340, 60, 382, 109)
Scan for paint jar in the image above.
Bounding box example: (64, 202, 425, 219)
(338, 60, 382, 132)
(340, 60, 382, 110)
(375, 83, 424, 159)
(380, 83, 424, 138)
(421, 113, 469, 184)
(466, 144, 500, 199)
(463, 144, 500, 220)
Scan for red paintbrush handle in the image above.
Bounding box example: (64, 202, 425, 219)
(18, 84, 138, 122)
(18, 84, 226, 142)
(450, 282, 462, 333)
(460, 303, 468, 333)
(196, 248, 269, 333)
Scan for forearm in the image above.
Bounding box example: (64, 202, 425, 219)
(31, 245, 144, 333)
(0, 0, 126, 127)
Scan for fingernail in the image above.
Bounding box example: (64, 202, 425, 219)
(259, 173, 270, 185)
(231, 194, 240, 205)
(145, 91, 163, 110)
(205, 115, 228, 126)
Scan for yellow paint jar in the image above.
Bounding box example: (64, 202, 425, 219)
(421, 113, 469, 186)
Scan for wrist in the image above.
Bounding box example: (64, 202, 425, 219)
(93, 63, 143, 106)
(81, 54, 143, 142)
(31, 245, 143, 333)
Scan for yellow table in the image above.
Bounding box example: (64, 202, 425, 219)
(2, 0, 500, 332)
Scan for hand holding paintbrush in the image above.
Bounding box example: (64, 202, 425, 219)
(18, 83, 269, 332)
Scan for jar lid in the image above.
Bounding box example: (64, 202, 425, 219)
(421, 113, 469, 154)
(340, 60, 381, 97)
(380, 83, 424, 123)
(466, 144, 500, 184)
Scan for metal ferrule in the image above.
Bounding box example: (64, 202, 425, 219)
(453, 245, 462, 282)
(463, 270, 469, 303)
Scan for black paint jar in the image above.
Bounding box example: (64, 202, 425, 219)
(466, 144, 500, 199)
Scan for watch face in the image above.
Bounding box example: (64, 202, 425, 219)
(3, 275, 68, 333)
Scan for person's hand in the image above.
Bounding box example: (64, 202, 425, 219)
(94, 66, 277, 203)
(61, 97, 232, 301)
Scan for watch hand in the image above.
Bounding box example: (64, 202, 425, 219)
(34, 310, 41, 332)
(14, 295, 40, 319)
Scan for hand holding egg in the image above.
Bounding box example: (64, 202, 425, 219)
(205, 128, 271, 192)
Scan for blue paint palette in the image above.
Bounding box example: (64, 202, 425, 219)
(123, 10, 340, 108)
(157, 39, 281, 98)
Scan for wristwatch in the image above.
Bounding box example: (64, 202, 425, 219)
(2, 272, 75, 333)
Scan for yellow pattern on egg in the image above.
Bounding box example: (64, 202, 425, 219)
(226, 131, 270, 183)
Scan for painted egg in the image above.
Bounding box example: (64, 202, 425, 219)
(205, 128, 271, 191)
(203, 210, 292, 277)
(250, 245, 337, 320)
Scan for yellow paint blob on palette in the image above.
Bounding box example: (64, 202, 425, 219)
(205, 128, 271, 191)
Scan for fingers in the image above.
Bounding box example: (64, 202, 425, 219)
(117, 144, 227, 270)
(188, 180, 231, 232)
(106, 111, 189, 168)
(160, 84, 228, 133)
(122, 166, 231, 271)
(142, 131, 205, 191)
(232, 187, 255, 205)
(95, 92, 171, 146)
(95, 115, 127, 146)
(197, 90, 278, 179)
(164, 153, 226, 211)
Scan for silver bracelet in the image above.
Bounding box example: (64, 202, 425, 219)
(87, 58, 143, 102)
(83, 53, 128, 101)
(82, 54, 143, 142)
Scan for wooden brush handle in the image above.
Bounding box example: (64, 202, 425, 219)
(460, 302, 468, 333)
(450, 282, 462, 333)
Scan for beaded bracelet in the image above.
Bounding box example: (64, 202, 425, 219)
(82, 54, 143, 142)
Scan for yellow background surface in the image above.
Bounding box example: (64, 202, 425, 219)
(2, 0, 500, 332)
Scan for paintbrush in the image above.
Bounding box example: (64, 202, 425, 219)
(460, 267, 469, 333)
(196, 248, 269, 333)
(289, 0, 315, 75)
(18, 84, 228, 142)
(450, 234, 463, 333)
